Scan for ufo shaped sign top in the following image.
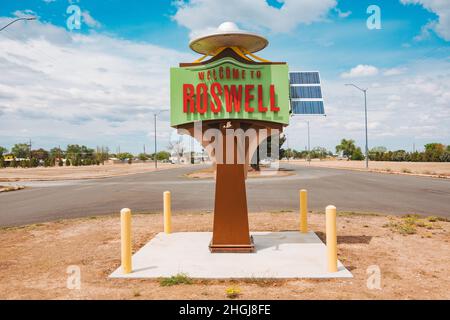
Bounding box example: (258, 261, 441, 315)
(189, 22, 269, 55)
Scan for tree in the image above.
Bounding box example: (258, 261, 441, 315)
(370, 146, 387, 153)
(66, 144, 82, 165)
(0, 146, 7, 157)
(66, 144, 95, 166)
(424, 143, 445, 162)
(30, 158, 39, 167)
(31, 148, 49, 161)
(138, 153, 150, 161)
(50, 147, 64, 166)
(95, 146, 109, 164)
(335, 139, 357, 160)
(12, 143, 30, 159)
(284, 148, 294, 160)
(117, 152, 134, 161)
(0, 146, 7, 168)
(351, 147, 365, 160)
(168, 137, 185, 164)
(156, 151, 170, 161)
(311, 147, 329, 160)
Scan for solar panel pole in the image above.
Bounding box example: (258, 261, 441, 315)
(345, 84, 369, 169)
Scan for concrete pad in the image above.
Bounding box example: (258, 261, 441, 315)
(110, 231, 353, 279)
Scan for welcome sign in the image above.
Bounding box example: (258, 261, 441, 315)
(170, 57, 290, 127)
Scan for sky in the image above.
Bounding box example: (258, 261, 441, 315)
(0, 0, 449, 154)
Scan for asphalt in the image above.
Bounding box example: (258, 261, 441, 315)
(0, 164, 449, 227)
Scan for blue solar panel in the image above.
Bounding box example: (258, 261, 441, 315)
(289, 71, 325, 115)
(290, 86, 322, 99)
(291, 101, 325, 115)
(289, 72, 320, 84)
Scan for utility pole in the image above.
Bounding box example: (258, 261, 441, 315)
(286, 134, 289, 162)
(190, 136, 194, 165)
(154, 113, 157, 168)
(345, 84, 369, 169)
(307, 121, 311, 164)
(28, 139, 32, 160)
(154, 109, 168, 169)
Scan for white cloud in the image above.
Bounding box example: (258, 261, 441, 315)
(383, 67, 407, 76)
(172, 0, 337, 37)
(81, 11, 101, 28)
(13, 10, 38, 19)
(334, 8, 352, 18)
(0, 17, 193, 152)
(400, 0, 450, 41)
(341, 65, 379, 78)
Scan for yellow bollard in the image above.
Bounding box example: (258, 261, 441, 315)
(164, 191, 172, 234)
(120, 208, 132, 274)
(326, 205, 338, 272)
(299, 189, 308, 233)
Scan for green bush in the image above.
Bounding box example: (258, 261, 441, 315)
(350, 147, 365, 160)
(30, 158, 39, 167)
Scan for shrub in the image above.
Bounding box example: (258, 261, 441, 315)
(225, 287, 241, 299)
(159, 273, 193, 287)
(30, 158, 39, 167)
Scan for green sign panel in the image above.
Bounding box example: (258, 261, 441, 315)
(170, 57, 290, 127)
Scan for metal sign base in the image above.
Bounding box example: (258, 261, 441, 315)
(209, 163, 255, 253)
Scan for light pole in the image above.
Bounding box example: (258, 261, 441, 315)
(153, 110, 168, 169)
(0, 17, 36, 32)
(307, 120, 311, 164)
(345, 83, 369, 169)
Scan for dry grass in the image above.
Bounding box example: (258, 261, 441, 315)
(0, 211, 449, 300)
(383, 215, 446, 235)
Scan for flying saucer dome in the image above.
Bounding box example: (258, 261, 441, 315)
(189, 22, 269, 56)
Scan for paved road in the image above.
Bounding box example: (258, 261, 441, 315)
(1, 164, 449, 227)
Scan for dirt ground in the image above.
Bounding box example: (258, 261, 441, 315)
(287, 160, 450, 178)
(0, 211, 448, 300)
(0, 163, 184, 182)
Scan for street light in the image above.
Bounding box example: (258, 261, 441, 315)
(345, 83, 369, 169)
(153, 109, 168, 169)
(0, 17, 36, 32)
(307, 120, 311, 164)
